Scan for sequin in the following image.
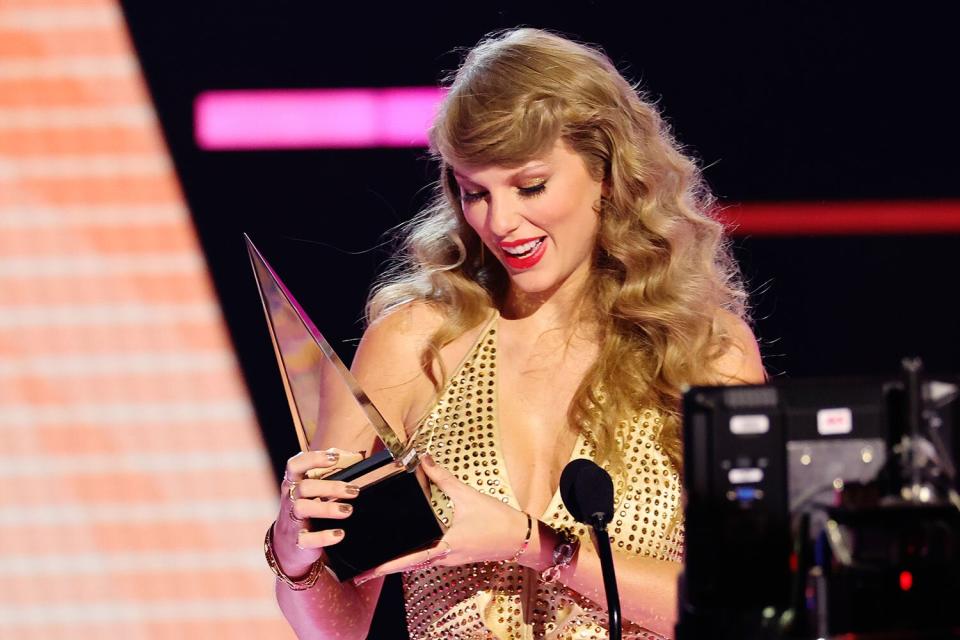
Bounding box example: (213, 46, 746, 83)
(404, 315, 684, 640)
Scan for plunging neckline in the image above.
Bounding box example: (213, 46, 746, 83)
(488, 313, 588, 520)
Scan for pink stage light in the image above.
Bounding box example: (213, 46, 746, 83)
(195, 87, 446, 150)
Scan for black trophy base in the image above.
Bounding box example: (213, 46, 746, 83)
(312, 449, 444, 582)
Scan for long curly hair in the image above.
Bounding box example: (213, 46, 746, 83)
(367, 28, 748, 472)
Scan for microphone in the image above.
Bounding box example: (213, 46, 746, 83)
(560, 459, 622, 640)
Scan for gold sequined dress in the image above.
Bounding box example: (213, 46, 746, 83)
(404, 315, 684, 640)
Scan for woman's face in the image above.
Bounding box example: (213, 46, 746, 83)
(452, 139, 604, 299)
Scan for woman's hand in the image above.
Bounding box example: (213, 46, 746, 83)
(272, 448, 364, 578)
(352, 454, 529, 584)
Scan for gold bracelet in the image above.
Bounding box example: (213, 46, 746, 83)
(508, 512, 533, 563)
(264, 522, 326, 590)
(540, 526, 579, 583)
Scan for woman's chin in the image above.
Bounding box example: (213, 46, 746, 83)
(507, 272, 554, 295)
(505, 272, 571, 304)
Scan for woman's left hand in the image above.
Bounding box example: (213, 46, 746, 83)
(352, 454, 529, 585)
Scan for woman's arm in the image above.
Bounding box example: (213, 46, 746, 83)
(522, 522, 680, 638)
(272, 303, 441, 639)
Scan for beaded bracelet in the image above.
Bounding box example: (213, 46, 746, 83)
(264, 522, 326, 590)
(508, 512, 533, 563)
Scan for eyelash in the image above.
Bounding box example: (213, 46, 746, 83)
(461, 183, 547, 204)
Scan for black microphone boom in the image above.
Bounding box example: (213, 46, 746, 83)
(559, 459, 622, 640)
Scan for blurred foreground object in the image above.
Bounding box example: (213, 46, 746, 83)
(0, 1, 292, 637)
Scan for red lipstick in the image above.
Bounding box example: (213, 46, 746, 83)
(500, 236, 547, 270)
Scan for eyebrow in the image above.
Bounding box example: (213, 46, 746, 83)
(452, 162, 550, 184)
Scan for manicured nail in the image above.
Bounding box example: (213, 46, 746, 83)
(422, 453, 435, 467)
(326, 449, 339, 463)
(338, 503, 352, 514)
(345, 485, 360, 496)
(332, 529, 345, 537)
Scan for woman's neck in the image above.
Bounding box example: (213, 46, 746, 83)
(500, 271, 598, 341)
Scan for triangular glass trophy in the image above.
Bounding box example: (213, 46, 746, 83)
(246, 234, 442, 581)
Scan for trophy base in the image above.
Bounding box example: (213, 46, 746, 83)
(313, 449, 444, 582)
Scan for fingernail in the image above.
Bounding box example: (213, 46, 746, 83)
(345, 485, 360, 496)
(326, 449, 339, 463)
(332, 529, 345, 537)
(422, 453, 434, 467)
(338, 503, 353, 514)
(354, 575, 371, 586)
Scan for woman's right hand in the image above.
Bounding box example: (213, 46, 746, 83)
(272, 448, 364, 578)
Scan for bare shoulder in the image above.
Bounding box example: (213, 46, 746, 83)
(710, 309, 766, 385)
(352, 301, 445, 390)
(350, 301, 450, 438)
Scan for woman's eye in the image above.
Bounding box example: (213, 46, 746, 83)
(519, 183, 546, 197)
(461, 191, 486, 203)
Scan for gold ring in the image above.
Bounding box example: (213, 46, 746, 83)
(288, 481, 299, 502)
(435, 540, 452, 560)
(288, 504, 303, 523)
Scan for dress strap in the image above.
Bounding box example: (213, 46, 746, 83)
(407, 309, 498, 439)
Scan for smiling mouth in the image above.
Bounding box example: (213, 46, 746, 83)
(501, 237, 545, 259)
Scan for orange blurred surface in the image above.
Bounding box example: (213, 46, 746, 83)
(0, 1, 292, 637)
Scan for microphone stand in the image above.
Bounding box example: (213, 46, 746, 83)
(589, 511, 622, 640)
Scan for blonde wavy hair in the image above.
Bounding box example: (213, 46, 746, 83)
(367, 28, 748, 472)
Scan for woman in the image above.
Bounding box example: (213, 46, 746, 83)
(265, 28, 765, 640)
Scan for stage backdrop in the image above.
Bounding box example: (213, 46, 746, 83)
(120, 5, 959, 637)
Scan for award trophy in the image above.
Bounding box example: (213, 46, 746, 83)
(245, 235, 443, 581)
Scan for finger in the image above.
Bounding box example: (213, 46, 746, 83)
(352, 553, 423, 585)
(296, 527, 346, 550)
(420, 454, 463, 495)
(270, 526, 324, 567)
(285, 448, 344, 482)
(296, 480, 361, 501)
(352, 540, 452, 585)
(305, 450, 365, 479)
(292, 499, 354, 520)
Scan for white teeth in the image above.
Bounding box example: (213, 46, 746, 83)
(502, 238, 543, 256)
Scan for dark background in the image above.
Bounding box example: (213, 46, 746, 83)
(122, 3, 959, 636)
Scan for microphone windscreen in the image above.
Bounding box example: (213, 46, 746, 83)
(559, 459, 614, 525)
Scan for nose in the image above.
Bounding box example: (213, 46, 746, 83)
(486, 192, 523, 238)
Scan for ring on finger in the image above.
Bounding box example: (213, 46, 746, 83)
(288, 481, 299, 502)
(288, 503, 303, 523)
(434, 540, 452, 561)
(409, 549, 434, 571)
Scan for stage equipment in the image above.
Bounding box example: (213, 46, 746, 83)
(246, 235, 442, 581)
(560, 459, 622, 640)
(677, 360, 960, 639)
